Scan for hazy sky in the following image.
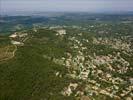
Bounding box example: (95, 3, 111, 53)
(1, 0, 133, 14)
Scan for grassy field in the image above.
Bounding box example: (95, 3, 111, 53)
(0, 45, 17, 62)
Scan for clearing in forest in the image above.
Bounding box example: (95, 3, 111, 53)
(0, 45, 17, 62)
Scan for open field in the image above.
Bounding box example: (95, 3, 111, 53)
(0, 45, 17, 62)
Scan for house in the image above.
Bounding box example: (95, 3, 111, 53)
(129, 78, 133, 84)
(11, 40, 23, 45)
(56, 29, 66, 35)
(9, 33, 17, 38)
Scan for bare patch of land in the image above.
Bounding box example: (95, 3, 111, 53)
(0, 45, 17, 62)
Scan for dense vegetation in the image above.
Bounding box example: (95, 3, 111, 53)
(0, 13, 133, 100)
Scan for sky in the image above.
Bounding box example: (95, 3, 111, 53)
(1, 0, 133, 14)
